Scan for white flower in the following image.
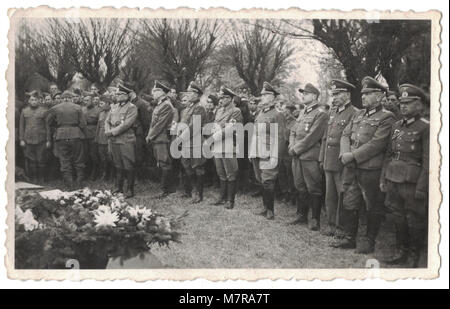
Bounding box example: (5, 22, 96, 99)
(90, 197, 99, 203)
(82, 188, 92, 197)
(141, 209, 153, 221)
(18, 209, 39, 231)
(93, 208, 119, 228)
(74, 198, 82, 204)
(126, 206, 140, 218)
(60, 200, 66, 206)
(97, 205, 110, 213)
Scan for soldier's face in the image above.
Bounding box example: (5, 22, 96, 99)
(206, 100, 215, 111)
(50, 85, 58, 94)
(331, 91, 347, 106)
(93, 97, 100, 105)
(91, 85, 98, 93)
(29, 97, 39, 107)
(219, 96, 232, 107)
(361, 92, 381, 108)
(400, 100, 423, 118)
(44, 96, 52, 106)
(260, 93, 274, 105)
(301, 92, 316, 104)
(83, 96, 93, 107)
(151, 88, 165, 100)
(249, 102, 257, 112)
(117, 94, 128, 103)
(54, 95, 61, 104)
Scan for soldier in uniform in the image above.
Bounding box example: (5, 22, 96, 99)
(146, 81, 175, 199)
(95, 95, 113, 181)
(331, 76, 396, 254)
(19, 91, 50, 183)
(209, 86, 243, 209)
(289, 83, 328, 231)
(249, 82, 286, 220)
(176, 81, 207, 204)
(46, 91, 88, 189)
(380, 84, 429, 267)
(82, 93, 100, 180)
(319, 79, 359, 236)
(105, 87, 138, 198)
(383, 90, 402, 120)
(203, 94, 220, 188)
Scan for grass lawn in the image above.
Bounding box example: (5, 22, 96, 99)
(39, 177, 427, 269)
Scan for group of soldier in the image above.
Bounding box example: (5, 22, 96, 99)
(16, 75, 430, 268)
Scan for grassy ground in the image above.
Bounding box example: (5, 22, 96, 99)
(40, 177, 427, 269)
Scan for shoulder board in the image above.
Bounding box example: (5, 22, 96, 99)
(420, 117, 430, 124)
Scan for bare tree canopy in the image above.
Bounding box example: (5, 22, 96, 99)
(225, 20, 295, 96)
(135, 19, 220, 92)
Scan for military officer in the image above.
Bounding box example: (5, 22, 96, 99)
(209, 86, 243, 209)
(95, 95, 113, 181)
(46, 91, 88, 189)
(19, 91, 50, 183)
(146, 81, 175, 199)
(319, 79, 359, 236)
(331, 76, 396, 254)
(176, 81, 207, 204)
(380, 84, 429, 267)
(105, 86, 138, 198)
(82, 93, 101, 180)
(249, 82, 286, 220)
(289, 83, 329, 230)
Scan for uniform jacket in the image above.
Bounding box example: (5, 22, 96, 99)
(319, 102, 359, 172)
(105, 101, 138, 144)
(46, 102, 88, 141)
(381, 116, 429, 194)
(289, 102, 328, 161)
(340, 105, 395, 170)
(134, 98, 151, 137)
(19, 106, 49, 144)
(147, 96, 174, 144)
(82, 105, 100, 139)
(249, 105, 286, 160)
(210, 104, 243, 155)
(178, 100, 206, 150)
(95, 109, 110, 145)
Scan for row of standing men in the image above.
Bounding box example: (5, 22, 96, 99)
(17, 76, 429, 267)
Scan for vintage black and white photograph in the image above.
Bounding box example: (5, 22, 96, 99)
(6, 7, 442, 280)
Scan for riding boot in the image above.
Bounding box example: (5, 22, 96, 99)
(181, 172, 192, 198)
(309, 195, 322, 231)
(157, 169, 171, 199)
(256, 189, 268, 216)
(213, 180, 227, 205)
(225, 180, 236, 209)
(406, 227, 424, 268)
(28, 161, 37, 183)
(125, 169, 135, 198)
(191, 174, 203, 204)
(113, 169, 124, 194)
(265, 188, 275, 220)
(75, 169, 85, 189)
(289, 192, 309, 225)
(62, 172, 74, 191)
(37, 165, 46, 184)
(330, 208, 358, 249)
(383, 222, 410, 265)
(357, 214, 382, 254)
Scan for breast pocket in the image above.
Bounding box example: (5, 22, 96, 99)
(401, 133, 421, 153)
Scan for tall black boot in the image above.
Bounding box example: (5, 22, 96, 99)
(28, 161, 37, 183)
(192, 174, 203, 204)
(37, 165, 46, 184)
(357, 214, 382, 254)
(330, 208, 358, 249)
(266, 188, 275, 220)
(213, 180, 227, 205)
(157, 169, 171, 199)
(113, 169, 124, 194)
(407, 227, 424, 268)
(125, 170, 135, 198)
(225, 180, 236, 209)
(98, 161, 108, 181)
(383, 222, 409, 265)
(75, 169, 85, 189)
(310, 195, 322, 231)
(289, 192, 309, 225)
(181, 172, 192, 198)
(256, 189, 268, 216)
(62, 172, 74, 191)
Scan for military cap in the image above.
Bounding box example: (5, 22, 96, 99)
(330, 79, 355, 94)
(398, 84, 429, 105)
(207, 94, 219, 106)
(261, 81, 279, 96)
(26, 90, 43, 99)
(118, 83, 134, 94)
(51, 91, 62, 99)
(387, 90, 399, 98)
(186, 81, 203, 95)
(298, 83, 320, 97)
(218, 86, 236, 98)
(61, 91, 75, 99)
(361, 76, 387, 93)
(152, 80, 170, 93)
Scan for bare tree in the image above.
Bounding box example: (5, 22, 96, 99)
(225, 20, 295, 96)
(136, 18, 220, 92)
